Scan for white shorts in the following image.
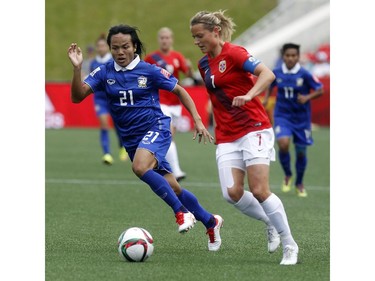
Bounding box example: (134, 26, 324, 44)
(216, 128, 276, 169)
(160, 104, 182, 125)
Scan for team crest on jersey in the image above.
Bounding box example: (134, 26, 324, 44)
(277, 78, 283, 83)
(160, 68, 171, 78)
(107, 79, 115, 85)
(296, 78, 304, 86)
(137, 76, 147, 88)
(219, 60, 226, 73)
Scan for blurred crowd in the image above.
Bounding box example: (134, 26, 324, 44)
(274, 43, 330, 78)
(301, 43, 330, 78)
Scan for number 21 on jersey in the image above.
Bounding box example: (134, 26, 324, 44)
(119, 90, 134, 106)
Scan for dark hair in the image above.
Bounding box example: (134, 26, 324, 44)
(282, 43, 300, 55)
(96, 33, 107, 43)
(106, 24, 145, 57)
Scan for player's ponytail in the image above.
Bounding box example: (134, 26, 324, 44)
(190, 10, 236, 42)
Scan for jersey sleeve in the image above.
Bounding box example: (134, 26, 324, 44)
(304, 69, 323, 91)
(84, 65, 105, 93)
(151, 64, 178, 92)
(231, 45, 261, 75)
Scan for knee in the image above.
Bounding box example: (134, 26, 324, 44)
(223, 185, 244, 203)
(295, 146, 307, 158)
(250, 185, 271, 202)
(132, 162, 149, 177)
(278, 139, 289, 152)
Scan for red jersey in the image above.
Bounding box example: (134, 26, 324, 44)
(198, 42, 271, 144)
(144, 50, 190, 106)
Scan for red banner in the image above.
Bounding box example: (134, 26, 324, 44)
(45, 78, 329, 129)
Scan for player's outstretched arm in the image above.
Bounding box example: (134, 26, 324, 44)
(232, 63, 275, 107)
(172, 84, 214, 144)
(67, 43, 92, 103)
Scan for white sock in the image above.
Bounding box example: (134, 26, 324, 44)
(166, 141, 183, 176)
(261, 193, 297, 247)
(234, 191, 271, 225)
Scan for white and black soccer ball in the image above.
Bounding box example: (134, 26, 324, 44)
(117, 227, 154, 262)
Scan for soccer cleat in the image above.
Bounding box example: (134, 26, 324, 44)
(296, 184, 308, 197)
(280, 244, 299, 265)
(281, 176, 293, 192)
(266, 225, 281, 253)
(175, 211, 196, 233)
(102, 153, 114, 165)
(175, 172, 187, 182)
(206, 214, 224, 251)
(119, 147, 128, 161)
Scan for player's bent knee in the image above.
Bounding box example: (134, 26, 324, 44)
(226, 186, 244, 202)
(132, 163, 149, 177)
(251, 187, 271, 202)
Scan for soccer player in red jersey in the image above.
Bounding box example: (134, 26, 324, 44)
(145, 27, 199, 182)
(190, 10, 299, 265)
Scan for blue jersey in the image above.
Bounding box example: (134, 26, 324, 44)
(90, 54, 113, 108)
(84, 55, 178, 151)
(271, 63, 323, 125)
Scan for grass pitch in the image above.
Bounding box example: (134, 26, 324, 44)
(45, 127, 329, 281)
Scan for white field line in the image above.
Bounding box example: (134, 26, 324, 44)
(46, 178, 329, 191)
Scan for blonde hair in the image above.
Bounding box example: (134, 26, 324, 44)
(190, 10, 236, 42)
(158, 27, 173, 38)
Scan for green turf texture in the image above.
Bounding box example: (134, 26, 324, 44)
(45, 128, 329, 281)
(46, 0, 277, 81)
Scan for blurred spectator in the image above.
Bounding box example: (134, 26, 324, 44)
(311, 44, 330, 78)
(81, 45, 95, 79)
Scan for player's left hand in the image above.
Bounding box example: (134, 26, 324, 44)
(232, 95, 251, 107)
(193, 122, 214, 144)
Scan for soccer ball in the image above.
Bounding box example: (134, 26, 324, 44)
(117, 227, 154, 262)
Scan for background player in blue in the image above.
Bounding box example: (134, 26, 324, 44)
(67, 24, 224, 251)
(263, 43, 323, 197)
(90, 33, 128, 165)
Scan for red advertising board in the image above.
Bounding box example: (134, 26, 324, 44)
(45, 78, 329, 129)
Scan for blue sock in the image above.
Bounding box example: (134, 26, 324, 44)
(140, 170, 186, 214)
(295, 146, 307, 185)
(100, 129, 110, 154)
(278, 150, 292, 177)
(177, 188, 215, 229)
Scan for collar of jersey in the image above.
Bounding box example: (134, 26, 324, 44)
(282, 62, 301, 74)
(114, 55, 140, 71)
(95, 53, 112, 64)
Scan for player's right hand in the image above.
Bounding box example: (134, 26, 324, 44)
(67, 43, 83, 67)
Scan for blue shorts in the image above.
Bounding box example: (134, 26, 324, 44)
(274, 117, 313, 146)
(125, 121, 173, 175)
(94, 93, 110, 116)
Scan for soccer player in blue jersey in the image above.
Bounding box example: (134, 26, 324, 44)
(67, 24, 224, 251)
(90, 34, 128, 165)
(263, 43, 323, 197)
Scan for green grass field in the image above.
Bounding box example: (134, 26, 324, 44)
(45, 127, 329, 281)
(46, 0, 277, 81)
